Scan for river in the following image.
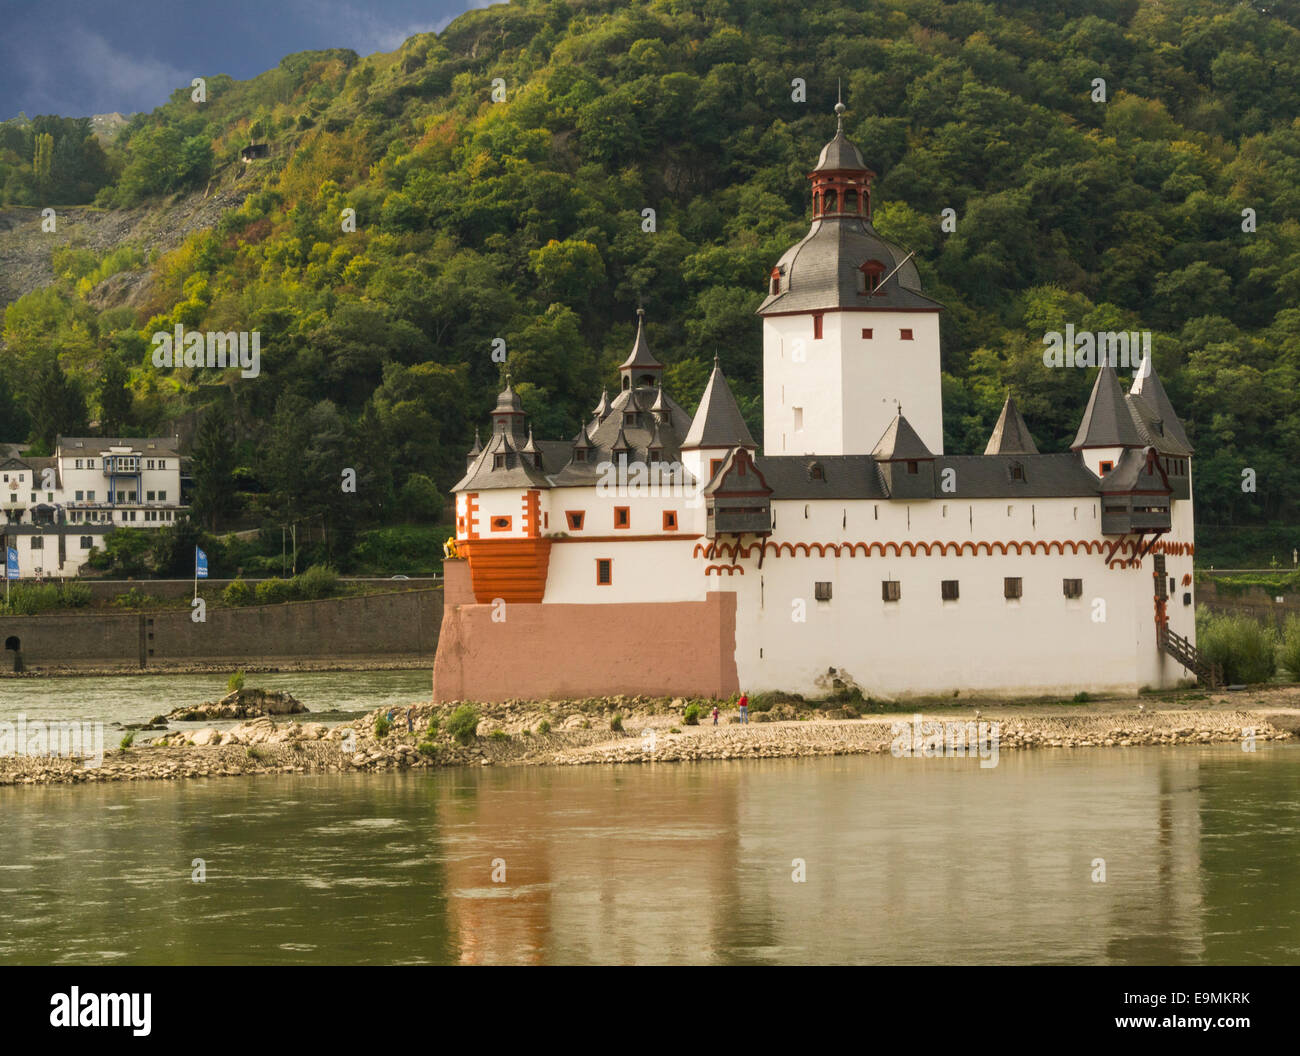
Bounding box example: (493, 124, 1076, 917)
(0, 669, 430, 729)
(0, 739, 1295, 964)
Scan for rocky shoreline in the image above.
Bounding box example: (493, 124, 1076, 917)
(0, 658, 433, 679)
(0, 691, 1294, 786)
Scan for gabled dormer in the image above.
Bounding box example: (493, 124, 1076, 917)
(702, 447, 772, 538)
(872, 411, 934, 500)
(1099, 446, 1172, 536)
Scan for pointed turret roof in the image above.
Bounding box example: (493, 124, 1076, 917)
(984, 395, 1038, 455)
(620, 308, 663, 373)
(1072, 365, 1143, 449)
(651, 380, 669, 419)
(592, 388, 610, 419)
(872, 411, 933, 461)
(494, 374, 523, 414)
(682, 356, 757, 450)
(1128, 352, 1192, 454)
(467, 427, 482, 457)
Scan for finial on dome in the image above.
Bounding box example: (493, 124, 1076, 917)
(835, 80, 845, 129)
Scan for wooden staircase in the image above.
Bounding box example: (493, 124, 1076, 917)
(1159, 626, 1221, 687)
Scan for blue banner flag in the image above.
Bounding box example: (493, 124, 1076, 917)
(5, 547, 16, 579)
(195, 547, 208, 579)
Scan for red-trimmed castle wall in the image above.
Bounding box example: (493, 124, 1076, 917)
(432, 560, 739, 702)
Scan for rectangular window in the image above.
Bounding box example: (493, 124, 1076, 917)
(900, 328, 913, 340)
(906, 461, 919, 474)
(87, 490, 95, 501)
(813, 313, 824, 340)
(1004, 577, 1023, 599)
(710, 458, 724, 480)
(861, 328, 873, 339)
(1099, 460, 1113, 474)
(30, 537, 43, 550)
(158, 491, 166, 501)
(75, 490, 84, 501)
(80, 536, 93, 549)
(1183, 592, 1192, 606)
(147, 491, 156, 501)
(882, 580, 901, 602)
(566, 511, 585, 530)
(490, 515, 512, 532)
(75, 459, 83, 469)
(941, 579, 959, 601)
(1063, 578, 1083, 599)
(87, 459, 94, 469)
(614, 506, 630, 529)
(814, 581, 832, 601)
(662, 510, 678, 530)
(792, 407, 803, 432)
(596, 558, 612, 585)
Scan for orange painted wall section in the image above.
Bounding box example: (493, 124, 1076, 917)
(433, 561, 739, 702)
(459, 538, 552, 603)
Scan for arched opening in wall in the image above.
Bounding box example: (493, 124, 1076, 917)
(843, 189, 858, 214)
(4, 635, 20, 674)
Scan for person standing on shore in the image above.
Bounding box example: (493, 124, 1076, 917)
(712, 705, 719, 726)
(738, 693, 749, 724)
(406, 708, 414, 733)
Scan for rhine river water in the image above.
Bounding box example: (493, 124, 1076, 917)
(0, 670, 1296, 965)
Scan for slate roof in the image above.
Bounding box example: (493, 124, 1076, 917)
(757, 218, 941, 315)
(453, 429, 552, 491)
(753, 452, 1103, 500)
(1128, 354, 1193, 455)
(933, 454, 1102, 498)
(984, 395, 1039, 455)
(1072, 365, 1143, 449)
(753, 455, 889, 499)
(57, 436, 182, 455)
(619, 309, 663, 373)
(1101, 447, 1171, 493)
(682, 359, 756, 450)
(872, 412, 932, 461)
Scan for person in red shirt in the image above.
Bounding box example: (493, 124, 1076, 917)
(738, 693, 749, 724)
(711, 706, 719, 725)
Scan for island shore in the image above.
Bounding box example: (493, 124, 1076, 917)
(1, 686, 1296, 786)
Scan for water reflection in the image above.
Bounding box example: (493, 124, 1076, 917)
(0, 745, 1295, 964)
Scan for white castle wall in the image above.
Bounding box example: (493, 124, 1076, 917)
(763, 311, 944, 457)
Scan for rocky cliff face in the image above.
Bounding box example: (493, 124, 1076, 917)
(0, 185, 248, 316)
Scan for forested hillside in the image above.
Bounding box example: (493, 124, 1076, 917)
(3, 0, 1300, 569)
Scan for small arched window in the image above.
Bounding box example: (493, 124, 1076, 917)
(809, 462, 825, 481)
(823, 189, 838, 213)
(843, 189, 858, 214)
(858, 259, 885, 295)
(770, 267, 781, 295)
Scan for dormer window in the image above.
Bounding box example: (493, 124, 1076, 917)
(574, 448, 587, 463)
(493, 454, 505, 469)
(906, 461, 919, 474)
(1099, 460, 1114, 474)
(858, 259, 885, 295)
(1010, 463, 1025, 481)
(624, 412, 637, 426)
(809, 462, 825, 481)
(770, 267, 781, 295)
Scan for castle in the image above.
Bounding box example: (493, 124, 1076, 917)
(432, 105, 1203, 703)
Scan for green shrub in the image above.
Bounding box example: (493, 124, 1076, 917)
(446, 705, 480, 745)
(246, 745, 271, 762)
(1072, 691, 1090, 703)
(425, 718, 439, 738)
(255, 577, 295, 605)
(294, 564, 339, 600)
(375, 715, 392, 738)
(1196, 609, 1277, 685)
(227, 670, 245, 692)
(538, 719, 551, 735)
(223, 579, 254, 606)
(416, 740, 438, 756)
(489, 729, 509, 742)
(61, 581, 91, 607)
(1279, 616, 1300, 681)
(119, 732, 134, 750)
(610, 714, 624, 732)
(683, 704, 701, 726)
(669, 726, 682, 734)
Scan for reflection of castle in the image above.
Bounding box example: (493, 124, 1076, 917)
(434, 104, 1199, 703)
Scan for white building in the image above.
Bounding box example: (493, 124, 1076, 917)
(433, 105, 1205, 703)
(0, 436, 187, 578)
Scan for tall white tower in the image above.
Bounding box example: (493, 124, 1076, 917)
(758, 102, 944, 456)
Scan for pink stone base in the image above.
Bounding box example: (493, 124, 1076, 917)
(433, 562, 738, 702)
